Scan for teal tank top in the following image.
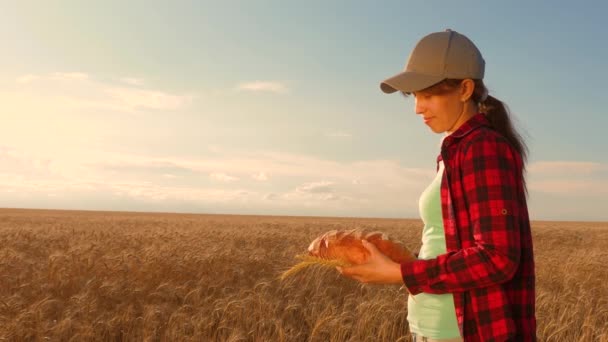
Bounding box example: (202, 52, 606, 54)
(407, 161, 461, 339)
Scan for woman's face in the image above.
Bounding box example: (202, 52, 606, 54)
(412, 82, 472, 135)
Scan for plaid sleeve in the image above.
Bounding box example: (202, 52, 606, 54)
(401, 134, 522, 295)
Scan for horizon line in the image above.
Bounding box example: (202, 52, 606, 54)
(1, 207, 606, 224)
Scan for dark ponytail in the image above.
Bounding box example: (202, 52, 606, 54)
(472, 81, 528, 167)
(472, 80, 529, 196)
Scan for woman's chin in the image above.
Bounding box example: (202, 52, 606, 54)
(428, 126, 445, 134)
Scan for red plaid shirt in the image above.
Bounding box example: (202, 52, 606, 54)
(401, 113, 536, 341)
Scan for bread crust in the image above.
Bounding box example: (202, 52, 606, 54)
(307, 229, 416, 265)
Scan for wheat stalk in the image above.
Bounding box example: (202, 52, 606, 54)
(279, 254, 351, 281)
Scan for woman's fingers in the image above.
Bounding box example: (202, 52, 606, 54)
(337, 264, 373, 283)
(362, 239, 391, 264)
(336, 251, 403, 284)
(337, 265, 362, 279)
(336, 242, 400, 284)
(361, 239, 377, 253)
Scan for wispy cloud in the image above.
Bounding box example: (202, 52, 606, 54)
(528, 180, 608, 195)
(252, 172, 268, 181)
(236, 81, 288, 94)
(105, 87, 192, 111)
(209, 172, 239, 182)
(4, 142, 608, 219)
(0, 143, 434, 217)
(528, 161, 606, 175)
(285, 181, 342, 201)
(527, 160, 608, 196)
(50, 72, 89, 81)
(296, 181, 334, 194)
(11, 72, 191, 114)
(0, 146, 53, 177)
(110, 182, 253, 202)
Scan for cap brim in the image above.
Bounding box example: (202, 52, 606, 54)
(380, 71, 445, 94)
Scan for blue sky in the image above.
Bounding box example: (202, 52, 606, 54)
(1, 1, 607, 221)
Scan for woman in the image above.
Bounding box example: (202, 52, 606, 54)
(337, 29, 536, 342)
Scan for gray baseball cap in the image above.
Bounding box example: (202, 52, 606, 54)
(380, 29, 485, 94)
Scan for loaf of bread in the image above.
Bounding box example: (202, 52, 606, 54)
(307, 229, 416, 265)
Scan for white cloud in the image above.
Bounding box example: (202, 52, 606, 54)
(0, 142, 435, 217)
(104, 87, 191, 110)
(528, 180, 608, 195)
(4, 141, 608, 219)
(252, 172, 268, 181)
(283, 181, 343, 202)
(527, 160, 608, 196)
(236, 81, 288, 94)
(0, 146, 52, 175)
(296, 181, 334, 194)
(84, 149, 431, 186)
(0, 172, 97, 193)
(209, 172, 239, 182)
(528, 161, 606, 175)
(10, 72, 191, 114)
(110, 182, 253, 202)
(50, 72, 89, 81)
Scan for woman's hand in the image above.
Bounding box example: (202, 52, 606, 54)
(337, 239, 404, 284)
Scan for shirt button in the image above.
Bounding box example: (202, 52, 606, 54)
(501, 209, 508, 215)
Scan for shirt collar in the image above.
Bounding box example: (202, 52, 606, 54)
(442, 113, 490, 147)
(437, 113, 490, 163)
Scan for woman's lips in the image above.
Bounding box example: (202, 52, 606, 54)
(423, 117, 433, 124)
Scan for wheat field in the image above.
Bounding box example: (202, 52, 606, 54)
(0, 208, 606, 342)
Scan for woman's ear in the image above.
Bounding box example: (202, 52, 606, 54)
(460, 79, 475, 102)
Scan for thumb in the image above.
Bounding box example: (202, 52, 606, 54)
(361, 239, 379, 254)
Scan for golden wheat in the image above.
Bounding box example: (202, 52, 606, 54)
(279, 255, 351, 281)
(0, 208, 607, 341)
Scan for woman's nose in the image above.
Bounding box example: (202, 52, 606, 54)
(414, 97, 425, 114)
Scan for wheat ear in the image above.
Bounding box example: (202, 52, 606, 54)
(279, 254, 351, 281)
